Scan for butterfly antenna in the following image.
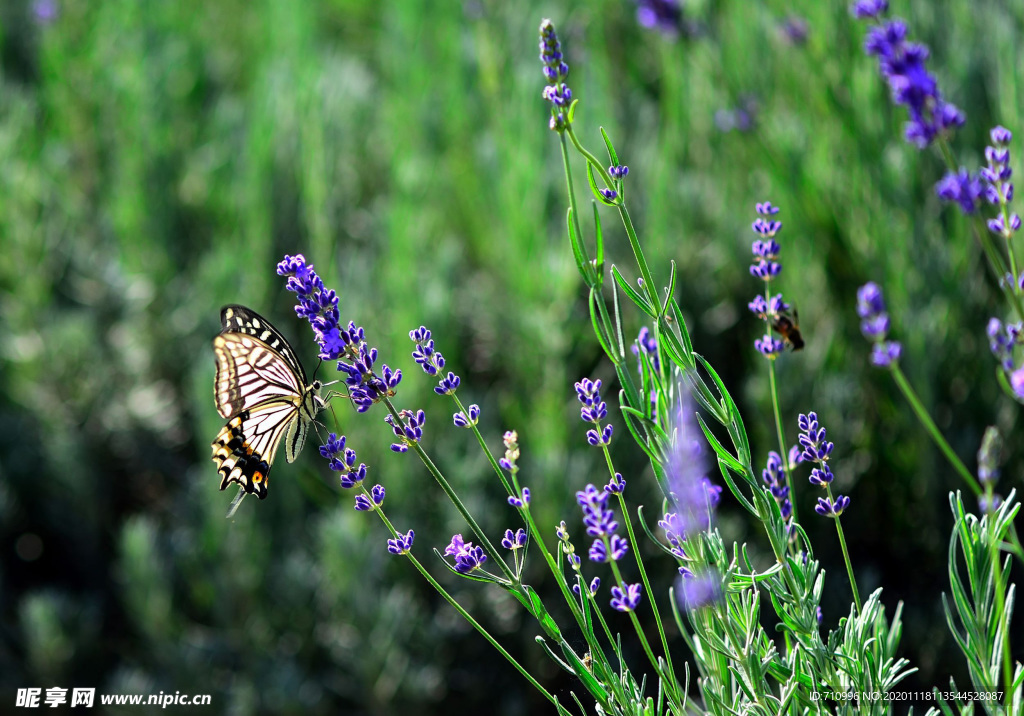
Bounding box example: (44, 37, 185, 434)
(313, 358, 324, 382)
(226, 488, 247, 519)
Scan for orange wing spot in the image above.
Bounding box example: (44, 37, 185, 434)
(253, 471, 264, 483)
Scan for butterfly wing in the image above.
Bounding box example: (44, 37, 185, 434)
(211, 400, 300, 499)
(211, 305, 319, 499)
(219, 305, 309, 386)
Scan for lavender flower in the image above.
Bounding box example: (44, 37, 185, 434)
(854, 7, 964, 148)
(755, 334, 785, 359)
(277, 254, 343, 360)
(610, 582, 642, 612)
(663, 392, 720, 540)
(981, 126, 1021, 240)
(575, 378, 614, 446)
(540, 20, 571, 131)
(814, 495, 851, 518)
(387, 530, 415, 555)
(634, 0, 682, 36)
(800, 412, 851, 518)
(445, 534, 488, 574)
(453, 403, 481, 427)
(572, 577, 601, 598)
(355, 485, 385, 512)
(508, 487, 531, 509)
(936, 168, 984, 215)
(779, 16, 809, 45)
(576, 485, 618, 538)
(321, 433, 367, 489)
(278, 255, 403, 411)
(32, 0, 58, 25)
(501, 528, 527, 550)
(499, 430, 520, 472)
(977, 427, 1001, 489)
(1012, 367, 1024, 400)
(762, 451, 793, 521)
(632, 327, 660, 417)
(987, 318, 1021, 371)
(605, 472, 626, 494)
(386, 409, 425, 453)
(679, 572, 721, 611)
(856, 282, 902, 368)
(851, 0, 888, 20)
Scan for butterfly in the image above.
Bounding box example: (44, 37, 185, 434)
(211, 305, 325, 511)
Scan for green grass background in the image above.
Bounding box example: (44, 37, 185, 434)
(1, 0, 1021, 713)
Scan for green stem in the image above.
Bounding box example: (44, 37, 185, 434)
(382, 398, 518, 584)
(767, 360, 798, 527)
(371, 505, 559, 707)
(601, 446, 681, 705)
(888, 364, 979, 496)
(990, 538, 1013, 697)
(827, 488, 862, 614)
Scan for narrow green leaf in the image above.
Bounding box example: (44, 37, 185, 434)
(695, 353, 751, 467)
(591, 201, 605, 280)
(588, 289, 615, 361)
(612, 264, 657, 317)
(695, 412, 745, 475)
(559, 641, 610, 702)
(662, 260, 677, 318)
(567, 98, 579, 124)
(600, 126, 619, 166)
(566, 207, 591, 284)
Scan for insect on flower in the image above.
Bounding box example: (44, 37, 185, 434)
(771, 308, 805, 350)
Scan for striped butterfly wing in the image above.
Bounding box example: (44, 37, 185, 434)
(211, 306, 319, 500)
(211, 400, 300, 499)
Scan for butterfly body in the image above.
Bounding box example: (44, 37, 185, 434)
(211, 305, 323, 500)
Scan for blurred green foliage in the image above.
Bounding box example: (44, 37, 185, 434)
(0, 0, 1021, 713)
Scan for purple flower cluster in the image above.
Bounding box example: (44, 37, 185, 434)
(634, 0, 682, 36)
(977, 427, 1002, 514)
(387, 529, 415, 555)
(453, 403, 481, 428)
(798, 413, 851, 518)
(856, 282, 902, 368)
(632, 327, 660, 417)
(508, 487, 531, 509)
(852, 2, 964, 148)
(539, 19, 571, 131)
(277, 254, 402, 412)
(385, 409, 425, 453)
(409, 326, 463, 396)
(276, 254, 343, 360)
(610, 582, 642, 612)
(576, 484, 628, 563)
(663, 394, 721, 542)
(679, 572, 721, 611)
(749, 202, 782, 281)
(502, 528, 527, 550)
(320, 433, 367, 489)
(747, 202, 792, 359)
(355, 485, 386, 512)
(572, 577, 601, 598)
(555, 520, 582, 571)
(499, 430, 520, 472)
(575, 378, 614, 446)
(445, 535, 488, 574)
(982, 127, 1021, 239)
(986, 318, 1024, 399)
(762, 451, 793, 521)
(936, 169, 983, 215)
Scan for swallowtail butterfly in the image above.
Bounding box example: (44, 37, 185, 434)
(211, 305, 324, 507)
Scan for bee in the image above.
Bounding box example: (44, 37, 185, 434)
(771, 309, 804, 351)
